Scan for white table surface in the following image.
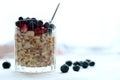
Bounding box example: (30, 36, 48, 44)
(0, 53, 120, 80)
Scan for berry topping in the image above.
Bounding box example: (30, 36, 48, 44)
(44, 22, 49, 28)
(34, 28, 41, 36)
(25, 18, 31, 24)
(65, 60, 72, 66)
(26, 17, 30, 19)
(31, 18, 37, 24)
(18, 16, 23, 20)
(47, 28, 52, 35)
(60, 64, 69, 73)
(40, 27, 46, 33)
(15, 21, 20, 27)
(89, 61, 95, 67)
(38, 20, 43, 27)
(73, 65, 80, 72)
(49, 24, 55, 29)
(20, 23, 28, 33)
(31, 17, 36, 20)
(28, 21, 36, 31)
(15, 17, 55, 35)
(2, 61, 11, 69)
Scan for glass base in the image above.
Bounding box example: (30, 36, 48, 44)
(15, 65, 55, 73)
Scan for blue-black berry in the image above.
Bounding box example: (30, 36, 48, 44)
(65, 60, 72, 66)
(73, 61, 80, 66)
(79, 61, 83, 66)
(47, 28, 52, 35)
(82, 61, 88, 69)
(89, 61, 95, 67)
(60, 64, 69, 73)
(38, 20, 43, 27)
(73, 65, 80, 72)
(15, 21, 20, 27)
(2, 61, 11, 69)
(44, 22, 49, 28)
(49, 24, 55, 29)
(18, 16, 23, 20)
(86, 59, 91, 63)
(28, 21, 36, 30)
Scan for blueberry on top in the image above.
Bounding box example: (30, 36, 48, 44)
(44, 22, 49, 28)
(49, 24, 55, 29)
(73, 65, 80, 72)
(47, 28, 52, 35)
(28, 21, 37, 30)
(15, 21, 20, 27)
(25, 18, 31, 24)
(2, 61, 11, 69)
(31, 17, 36, 20)
(18, 16, 23, 20)
(60, 64, 69, 73)
(15, 20, 26, 27)
(31, 18, 37, 24)
(65, 60, 72, 66)
(38, 20, 43, 27)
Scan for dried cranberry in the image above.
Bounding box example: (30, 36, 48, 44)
(20, 24, 28, 33)
(34, 28, 41, 35)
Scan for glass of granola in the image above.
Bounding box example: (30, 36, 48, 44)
(15, 17, 56, 73)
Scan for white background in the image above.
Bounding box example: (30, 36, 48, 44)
(0, 0, 120, 48)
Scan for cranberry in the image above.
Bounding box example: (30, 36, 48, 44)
(34, 27, 41, 35)
(20, 24, 28, 33)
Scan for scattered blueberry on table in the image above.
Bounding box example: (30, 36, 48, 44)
(73, 65, 80, 72)
(65, 60, 72, 66)
(60, 59, 95, 73)
(60, 64, 69, 73)
(2, 61, 11, 69)
(73, 61, 81, 66)
(89, 61, 95, 66)
(82, 61, 89, 69)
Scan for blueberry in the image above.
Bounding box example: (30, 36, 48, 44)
(25, 18, 31, 23)
(82, 61, 88, 69)
(44, 22, 49, 28)
(38, 20, 43, 27)
(15, 20, 26, 27)
(31, 17, 36, 20)
(18, 16, 23, 20)
(73, 65, 80, 72)
(86, 59, 91, 63)
(89, 61, 95, 67)
(73, 61, 80, 66)
(60, 64, 69, 73)
(79, 61, 83, 66)
(15, 21, 20, 27)
(2, 61, 11, 69)
(49, 24, 55, 29)
(26, 17, 30, 19)
(31, 18, 37, 24)
(65, 60, 72, 66)
(47, 28, 52, 35)
(28, 21, 37, 30)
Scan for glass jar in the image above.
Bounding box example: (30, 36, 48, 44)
(14, 17, 56, 73)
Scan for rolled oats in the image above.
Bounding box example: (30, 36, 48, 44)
(15, 29, 55, 67)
